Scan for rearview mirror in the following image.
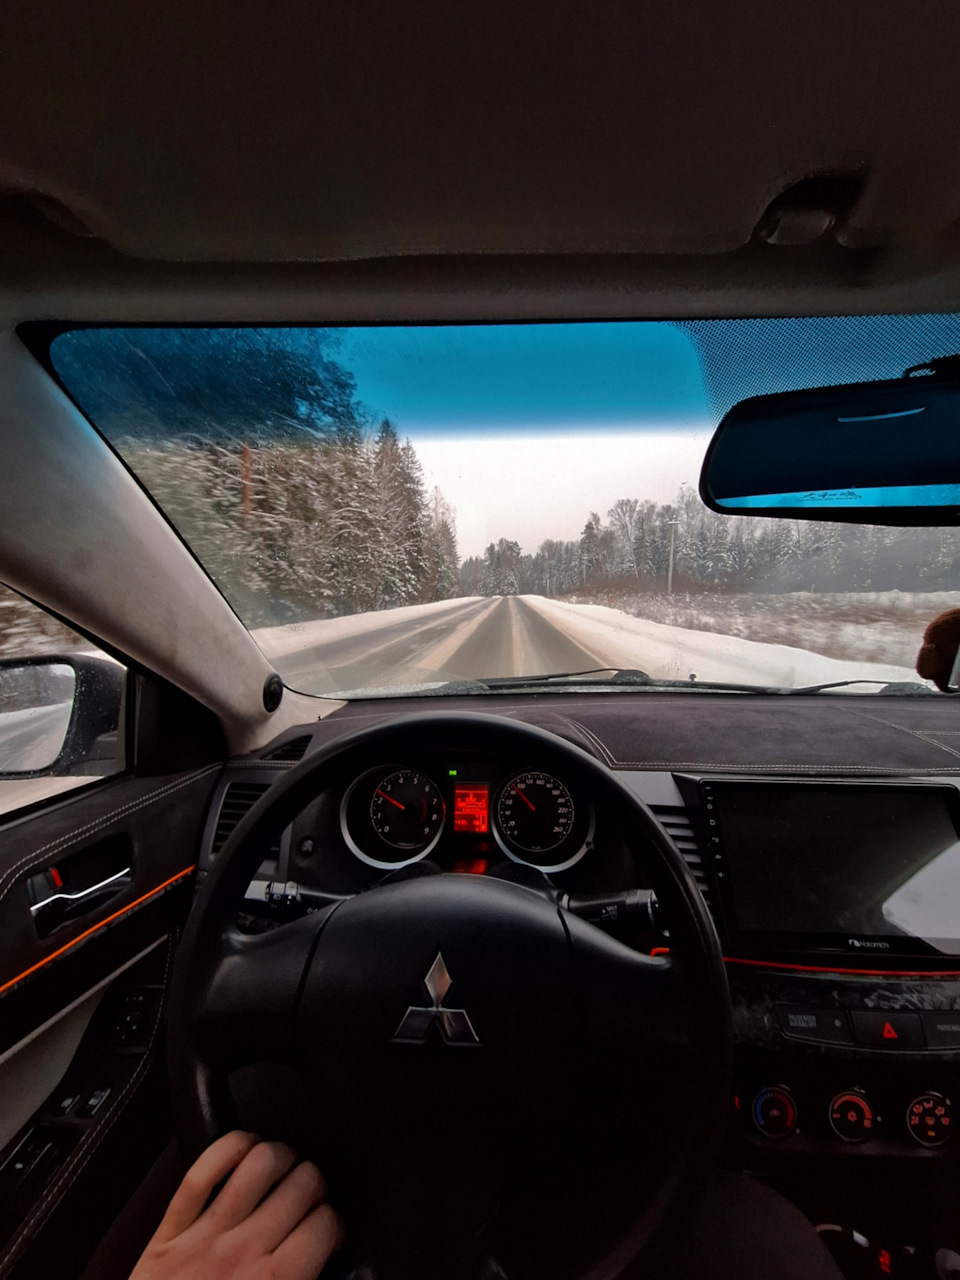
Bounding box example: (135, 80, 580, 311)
(700, 356, 960, 525)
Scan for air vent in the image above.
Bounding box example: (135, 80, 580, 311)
(211, 782, 278, 855)
(651, 805, 713, 916)
(265, 735, 312, 763)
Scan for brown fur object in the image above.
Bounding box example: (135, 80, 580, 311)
(917, 609, 960, 691)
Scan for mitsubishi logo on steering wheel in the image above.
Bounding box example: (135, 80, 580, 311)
(393, 953, 480, 1046)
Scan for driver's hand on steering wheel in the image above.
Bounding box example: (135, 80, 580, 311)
(129, 1130, 344, 1280)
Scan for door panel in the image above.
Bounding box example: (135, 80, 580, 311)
(0, 986, 105, 1152)
(0, 765, 219, 1053)
(0, 942, 176, 1280)
(0, 762, 220, 1279)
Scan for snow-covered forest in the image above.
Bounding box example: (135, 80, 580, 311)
(53, 328, 461, 627)
(460, 491, 960, 598)
(124, 421, 460, 625)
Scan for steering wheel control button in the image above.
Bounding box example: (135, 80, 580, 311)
(907, 1093, 952, 1147)
(752, 1086, 798, 1139)
(776, 1004, 853, 1045)
(851, 1011, 925, 1050)
(829, 1091, 875, 1143)
(921, 1013, 960, 1048)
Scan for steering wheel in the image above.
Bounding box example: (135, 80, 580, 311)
(168, 712, 732, 1280)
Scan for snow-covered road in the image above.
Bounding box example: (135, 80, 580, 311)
(0, 701, 72, 770)
(254, 595, 923, 695)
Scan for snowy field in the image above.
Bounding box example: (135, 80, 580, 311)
(525, 595, 924, 689)
(562, 590, 958, 672)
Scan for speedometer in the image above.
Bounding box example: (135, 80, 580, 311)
(495, 771, 582, 870)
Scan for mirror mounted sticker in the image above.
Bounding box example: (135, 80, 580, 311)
(700, 357, 960, 526)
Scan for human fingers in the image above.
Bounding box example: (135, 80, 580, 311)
(202, 1140, 297, 1231)
(237, 1160, 328, 1254)
(270, 1201, 346, 1280)
(152, 1131, 259, 1243)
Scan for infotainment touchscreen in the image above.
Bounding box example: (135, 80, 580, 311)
(702, 780, 960, 957)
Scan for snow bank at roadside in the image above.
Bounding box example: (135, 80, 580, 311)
(523, 595, 926, 689)
(252, 597, 483, 659)
(563, 589, 953, 670)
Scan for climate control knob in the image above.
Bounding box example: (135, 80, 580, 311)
(829, 1090, 875, 1143)
(752, 1086, 797, 1139)
(907, 1093, 952, 1148)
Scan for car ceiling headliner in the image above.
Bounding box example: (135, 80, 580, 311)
(3, 0, 960, 322)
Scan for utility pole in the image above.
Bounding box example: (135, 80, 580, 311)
(666, 520, 680, 595)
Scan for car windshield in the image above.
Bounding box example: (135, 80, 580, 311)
(44, 316, 960, 699)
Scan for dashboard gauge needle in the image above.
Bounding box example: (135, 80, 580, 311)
(512, 785, 536, 812)
(376, 789, 406, 811)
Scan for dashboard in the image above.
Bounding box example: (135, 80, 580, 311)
(223, 744, 650, 928)
(197, 692, 960, 1186)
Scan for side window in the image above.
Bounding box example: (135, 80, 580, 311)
(0, 582, 126, 817)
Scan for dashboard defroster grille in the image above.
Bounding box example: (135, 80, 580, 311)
(650, 805, 714, 917)
(265, 735, 312, 762)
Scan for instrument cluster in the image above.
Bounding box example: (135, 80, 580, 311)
(340, 761, 594, 874)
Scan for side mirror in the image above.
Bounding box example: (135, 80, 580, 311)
(0, 654, 125, 778)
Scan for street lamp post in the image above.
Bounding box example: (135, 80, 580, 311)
(666, 520, 680, 595)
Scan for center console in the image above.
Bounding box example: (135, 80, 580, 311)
(675, 776, 960, 1160)
(662, 775, 960, 1274)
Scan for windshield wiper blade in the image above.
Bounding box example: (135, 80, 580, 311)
(467, 667, 653, 689)
(452, 669, 785, 694)
(786, 678, 939, 696)
(460, 670, 655, 691)
(428, 671, 939, 697)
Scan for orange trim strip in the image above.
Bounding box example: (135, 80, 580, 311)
(723, 955, 960, 979)
(0, 865, 195, 996)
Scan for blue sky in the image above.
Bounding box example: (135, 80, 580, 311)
(337, 322, 712, 434)
(333, 323, 714, 553)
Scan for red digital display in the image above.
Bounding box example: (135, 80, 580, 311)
(453, 858, 489, 876)
(453, 783, 489, 833)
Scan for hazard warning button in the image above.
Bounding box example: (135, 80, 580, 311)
(851, 1011, 925, 1049)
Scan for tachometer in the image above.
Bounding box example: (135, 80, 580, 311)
(341, 766, 447, 869)
(369, 769, 444, 854)
(495, 771, 585, 871)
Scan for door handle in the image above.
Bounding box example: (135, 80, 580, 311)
(26, 838, 133, 937)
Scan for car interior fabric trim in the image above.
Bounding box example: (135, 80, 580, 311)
(0, 868, 193, 995)
(0, 937, 164, 1071)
